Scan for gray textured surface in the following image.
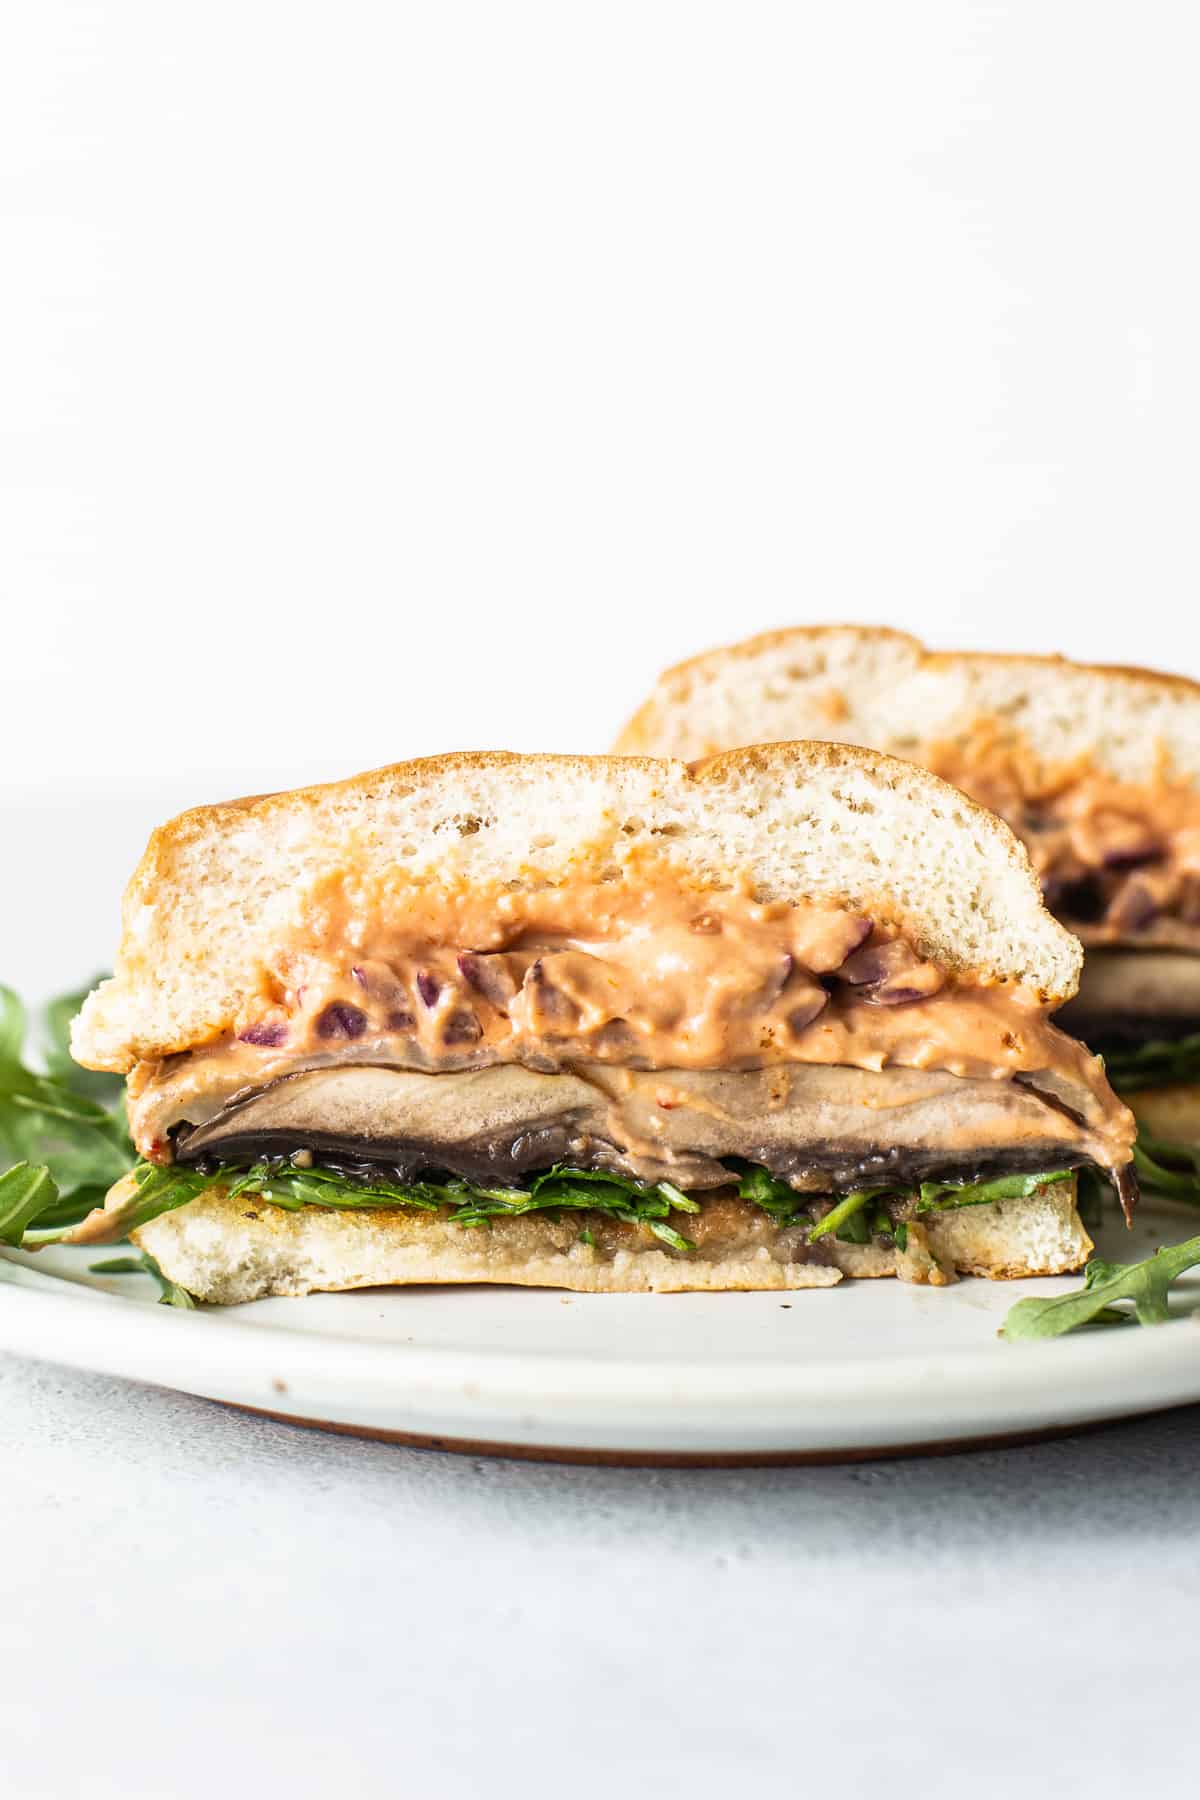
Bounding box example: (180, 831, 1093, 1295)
(2, 1356, 1198, 1799)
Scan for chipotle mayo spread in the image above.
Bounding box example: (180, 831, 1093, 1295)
(922, 720, 1200, 949)
(124, 878, 1135, 1179)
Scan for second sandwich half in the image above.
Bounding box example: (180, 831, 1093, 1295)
(68, 745, 1136, 1303)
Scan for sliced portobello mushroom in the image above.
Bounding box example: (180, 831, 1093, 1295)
(169, 1058, 1113, 1200)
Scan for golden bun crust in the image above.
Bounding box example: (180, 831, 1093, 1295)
(616, 624, 1200, 757)
(616, 620, 1200, 795)
(618, 627, 920, 752)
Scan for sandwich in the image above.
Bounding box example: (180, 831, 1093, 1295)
(66, 745, 1136, 1304)
(617, 627, 1200, 1145)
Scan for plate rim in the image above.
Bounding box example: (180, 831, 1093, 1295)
(3, 1248, 1200, 1458)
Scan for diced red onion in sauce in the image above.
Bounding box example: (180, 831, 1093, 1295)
(837, 940, 943, 1004)
(458, 952, 517, 1009)
(443, 1009, 483, 1045)
(838, 942, 915, 986)
(238, 1019, 288, 1048)
(522, 959, 580, 1028)
(784, 988, 828, 1035)
(315, 1002, 367, 1040)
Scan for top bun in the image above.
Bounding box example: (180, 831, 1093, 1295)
(616, 624, 1200, 788)
(73, 742, 1081, 1072)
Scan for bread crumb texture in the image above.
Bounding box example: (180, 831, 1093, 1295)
(617, 623, 1200, 790)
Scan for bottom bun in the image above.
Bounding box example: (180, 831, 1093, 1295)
(134, 1180, 1091, 1305)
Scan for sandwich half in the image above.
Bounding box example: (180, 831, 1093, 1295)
(68, 745, 1136, 1303)
(618, 629, 1200, 1143)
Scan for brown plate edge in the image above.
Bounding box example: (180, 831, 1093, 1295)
(222, 1397, 1190, 1467)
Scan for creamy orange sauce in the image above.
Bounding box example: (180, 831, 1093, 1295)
(923, 721, 1200, 949)
(123, 879, 1133, 1174)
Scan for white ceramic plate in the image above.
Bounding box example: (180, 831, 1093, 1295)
(2, 1211, 1199, 1461)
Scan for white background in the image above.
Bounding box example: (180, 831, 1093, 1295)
(4, 2, 1200, 805)
(4, 8, 1200, 1796)
(5, 2, 1200, 984)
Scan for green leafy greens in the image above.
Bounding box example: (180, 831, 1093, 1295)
(4, 1146, 709, 1258)
(1002, 1234, 1200, 1341)
(0, 1163, 61, 1246)
(89, 1250, 197, 1309)
(730, 1166, 889, 1243)
(0, 981, 132, 1236)
(807, 1189, 883, 1244)
(913, 1168, 1073, 1211)
(6, 1133, 1080, 1265)
(0, 983, 194, 1302)
(1130, 1134, 1200, 1206)
(1103, 1031, 1200, 1093)
(226, 1157, 704, 1252)
(999, 1115, 1200, 1344)
(731, 1161, 1073, 1243)
(1097, 1031, 1200, 1211)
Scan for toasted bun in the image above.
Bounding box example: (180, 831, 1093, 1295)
(616, 625, 1200, 788)
(72, 745, 1080, 1072)
(134, 1180, 1090, 1304)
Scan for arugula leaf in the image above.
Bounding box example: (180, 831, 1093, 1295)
(648, 1179, 700, 1215)
(449, 1164, 698, 1245)
(527, 1163, 699, 1210)
(0, 1163, 61, 1246)
(27, 1184, 112, 1229)
(89, 1248, 196, 1308)
(808, 1190, 881, 1243)
(733, 1163, 806, 1224)
(1104, 1031, 1200, 1093)
(234, 1161, 450, 1213)
(0, 981, 132, 1203)
(1002, 1235, 1200, 1341)
(734, 1163, 1074, 1243)
(0, 1162, 194, 1306)
(1131, 1136, 1200, 1205)
(22, 1155, 706, 1255)
(831, 1205, 872, 1244)
(916, 1169, 1072, 1212)
(648, 1220, 698, 1252)
(88, 1157, 1071, 1252)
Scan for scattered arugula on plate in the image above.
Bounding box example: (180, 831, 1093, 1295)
(1002, 1235, 1200, 1341)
